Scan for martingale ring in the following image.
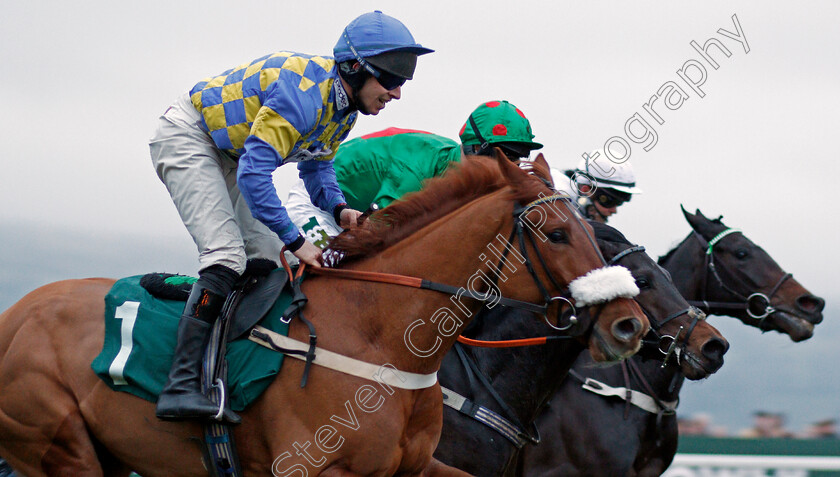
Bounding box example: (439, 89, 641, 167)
(657, 334, 680, 356)
(746, 292, 775, 319)
(659, 325, 684, 366)
(544, 296, 578, 331)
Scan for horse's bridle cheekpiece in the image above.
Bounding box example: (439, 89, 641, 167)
(692, 228, 792, 323)
(606, 244, 703, 367)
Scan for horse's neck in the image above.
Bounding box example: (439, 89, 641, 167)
(463, 308, 585, 425)
(629, 356, 684, 402)
(314, 195, 511, 375)
(661, 235, 707, 302)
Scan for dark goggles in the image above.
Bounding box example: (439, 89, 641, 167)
(371, 67, 407, 91)
(498, 145, 528, 161)
(593, 188, 631, 208)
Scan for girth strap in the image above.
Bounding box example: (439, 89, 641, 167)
(444, 344, 540, 448)
(569, 369, 677, 415)
(249, 325, 438, 390)
(440, 386, 537, 448)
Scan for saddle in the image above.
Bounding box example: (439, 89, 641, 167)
(91, 264, 294, 411)
(138, 264, 290, 342)
(92, 263, 300, 476)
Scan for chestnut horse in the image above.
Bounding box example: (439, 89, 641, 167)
(433, 221, 727, 476)
(520, 208, 825, 477)
(0, 154, 647, 476)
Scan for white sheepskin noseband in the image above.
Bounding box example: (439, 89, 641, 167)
(568, 266, 639, 306)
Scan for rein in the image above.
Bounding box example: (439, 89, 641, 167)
(309, 266, 547, 315)
(439, 343, 541, 449)
(312, 194, 587, 330)
(689, 229, 792, 325)
(451, 195, 618, 348)
(269, 193, 584, 386)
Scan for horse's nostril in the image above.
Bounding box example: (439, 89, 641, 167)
(702, 337, 729, 363)
(797, 295, 825, 315)
(611, 317, 642, 343)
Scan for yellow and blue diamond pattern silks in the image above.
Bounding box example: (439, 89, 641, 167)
(188, 51, 358, 246)
(189, 52, 357, 160)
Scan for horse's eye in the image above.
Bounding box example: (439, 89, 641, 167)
(635, 278, 650, 289)
(735, 249, 749, 259)
(548, 230, 567, 243)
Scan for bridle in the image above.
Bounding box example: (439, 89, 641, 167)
(688, 228, 792, 326)
(312, 192, 597, 332)
(433, 192, 613, 450)
(276, 191, 586, 387)
(567, 243, 704, 422)
(606, 244, 704, 367)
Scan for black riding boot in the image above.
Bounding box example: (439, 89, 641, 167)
(155, 285, 241, 424)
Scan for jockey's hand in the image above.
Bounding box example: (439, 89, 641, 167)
(339, 208, 364, 228)
(292, 241, 324, 268)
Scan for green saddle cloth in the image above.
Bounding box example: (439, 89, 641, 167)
(91, 275, 291, 411)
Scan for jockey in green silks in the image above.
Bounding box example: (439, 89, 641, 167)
(286, 100, 543, 249)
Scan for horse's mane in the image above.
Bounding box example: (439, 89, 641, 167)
(657, 235, 691, 265)
(326, 155, 552, 263)
(656, 214, 727, 265)
(590, 221, 632, 246)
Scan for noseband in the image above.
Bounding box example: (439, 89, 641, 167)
(689, 228, 792, 325)
(506, 194, 591, 331)
(607, 245, 703, 366)
(459, 192, 592, 329)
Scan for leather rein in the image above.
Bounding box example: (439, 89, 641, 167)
(608, 245, 704, 367)
(310, 193, 593, 338)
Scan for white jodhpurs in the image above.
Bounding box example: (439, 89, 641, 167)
(149, 93, 283, 274)
(285, 178, 343, 249)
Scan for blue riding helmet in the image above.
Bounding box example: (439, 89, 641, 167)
(334, 11, 433, 80)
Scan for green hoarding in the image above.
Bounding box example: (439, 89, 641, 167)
(665, 437, 840, 477)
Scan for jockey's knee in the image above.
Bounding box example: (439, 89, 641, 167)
(196, 264, 240, 297)
(199, 247, 247, 281)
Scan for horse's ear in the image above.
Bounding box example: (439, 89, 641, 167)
(695, 209, 726, 225)
(532, 153, 553, 185)
(681, 205, 695, 223)
(493, 147, 508, 163)
(684, 207, 726, 239)
(497, 148, 529, 187)
(682, 206, 705, 232)
(534, 153, 548, 166)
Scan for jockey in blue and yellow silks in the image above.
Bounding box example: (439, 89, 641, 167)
(189, 52, 358, 247)
(149, 10, 432, 424)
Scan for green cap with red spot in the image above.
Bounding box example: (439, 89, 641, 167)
(459, 100, 543, 156)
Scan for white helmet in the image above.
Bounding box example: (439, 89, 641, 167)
(573, 149, 643, 195)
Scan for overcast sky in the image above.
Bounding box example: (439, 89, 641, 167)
(1, 1, 838, 434)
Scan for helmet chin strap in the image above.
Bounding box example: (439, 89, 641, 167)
(351, 88, 370, 115)
(468, 114, 492, 155)
(338, 62, 368, 115)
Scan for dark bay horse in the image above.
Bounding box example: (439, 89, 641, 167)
(520, 208, 825, 477)
(431, 221, 727, 476)
(661, 208, 824, 340)
(0, 154, 648, 477)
